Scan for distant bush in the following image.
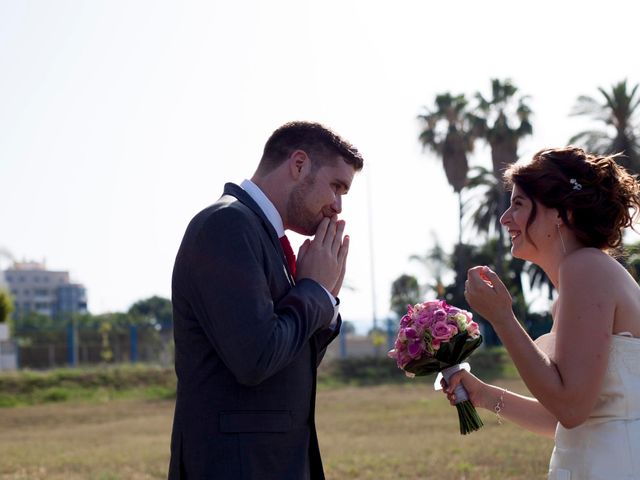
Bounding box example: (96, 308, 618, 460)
(318, 347, 515, 387)
(0, 364, 177, 406)
(0, 347, 518, 407)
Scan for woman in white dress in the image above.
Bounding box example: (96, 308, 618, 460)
(443, 146, 640, 479)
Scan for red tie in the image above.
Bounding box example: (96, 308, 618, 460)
(279, 235, 296, 277)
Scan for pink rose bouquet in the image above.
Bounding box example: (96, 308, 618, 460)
(388, 299, 484, 434)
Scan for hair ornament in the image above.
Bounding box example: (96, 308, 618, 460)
(570, 178, 582, 191)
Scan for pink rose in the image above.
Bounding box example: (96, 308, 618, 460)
(407, 340, 424, 359)
(430, 320, 458, 341)
(413, 314, 432, 332)
(414, 301, 440, 317)
(404, 327, 419, 340)
(433, 309, 447, 324)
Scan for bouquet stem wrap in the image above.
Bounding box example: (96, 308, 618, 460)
(437, 363, 484, 435)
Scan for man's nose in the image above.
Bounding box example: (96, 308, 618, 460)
(331, 196, 342, 214)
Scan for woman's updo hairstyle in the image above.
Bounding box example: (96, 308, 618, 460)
(504, 146, 640, 252)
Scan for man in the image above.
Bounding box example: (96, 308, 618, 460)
(168, 121, 364, 479)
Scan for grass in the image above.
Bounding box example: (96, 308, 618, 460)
(318, 380, 551, 479)
(0, 378, 552, 480)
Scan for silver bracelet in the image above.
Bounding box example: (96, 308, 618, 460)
(494, 388, 507, 425)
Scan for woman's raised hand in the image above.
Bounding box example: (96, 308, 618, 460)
(464, 266, 514, 327)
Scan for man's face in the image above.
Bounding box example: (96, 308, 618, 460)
(286, 156, 355, 236)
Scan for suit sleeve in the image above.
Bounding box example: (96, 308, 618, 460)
(185, 208, 334, 386)
(313, 316, 342, 366)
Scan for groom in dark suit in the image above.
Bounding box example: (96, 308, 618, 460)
(168, 121, 364, 479)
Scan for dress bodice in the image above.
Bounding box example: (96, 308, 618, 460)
(536, 333, 640, 422)
(535, 332, 640, 479)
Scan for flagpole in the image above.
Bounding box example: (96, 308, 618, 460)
(366, 166, 378, 335)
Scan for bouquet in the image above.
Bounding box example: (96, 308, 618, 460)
(388, 300, 484, 435)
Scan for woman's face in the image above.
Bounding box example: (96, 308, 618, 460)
(500, 184, 559, 261)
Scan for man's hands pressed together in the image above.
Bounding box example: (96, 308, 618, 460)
(296, 215, 349, 298)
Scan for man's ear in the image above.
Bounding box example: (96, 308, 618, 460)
(289, 150, 310, 180)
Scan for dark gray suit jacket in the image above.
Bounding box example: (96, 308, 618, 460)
(168, 183, 341, 479)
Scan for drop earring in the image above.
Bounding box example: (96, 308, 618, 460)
(557, 224, 566, 254)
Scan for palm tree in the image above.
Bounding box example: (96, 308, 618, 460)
(418, 93, 476, 244)
(569, 79, 640, 173)
(410, 233, 448, 298)
(469, 79, 533, 276)
(618, 240, 640, 284)
(526, 262, 554, 301)
(472, 78, 533, 181)
(463, 166, 503, 240)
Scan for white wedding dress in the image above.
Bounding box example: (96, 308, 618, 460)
(536, 332, 640, 479)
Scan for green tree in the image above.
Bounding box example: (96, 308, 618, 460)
(570, 79, 640, 173)
(464, 165, 503, 239)
(620, 240, 640, 283)
(418, 93, 476, 243)
(128, 295, 172, 329)
(469, 78, 533, 275)
(409, 233, 448, 299)
(472, 78, 533, 180)
(99, 320, 114, 363)
(11, 311, 62, 345)
(526, 262, 554, 301)
(0, 289, 14, 323)
(389, 274, 421, 319)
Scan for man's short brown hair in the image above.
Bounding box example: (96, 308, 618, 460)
(257, 121, 364, 174)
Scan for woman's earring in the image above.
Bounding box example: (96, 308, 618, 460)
(557, 224, 566, 254)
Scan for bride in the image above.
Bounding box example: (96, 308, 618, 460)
(443, 147, 640, 479)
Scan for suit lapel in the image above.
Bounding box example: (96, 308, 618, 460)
(223, 183, 296, 286)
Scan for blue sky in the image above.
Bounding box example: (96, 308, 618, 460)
(1, 0, 638, 332)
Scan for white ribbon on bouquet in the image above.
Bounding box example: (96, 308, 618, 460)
(433, 362, 471, 403)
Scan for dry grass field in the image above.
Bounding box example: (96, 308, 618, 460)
(0, 379, 552, 480)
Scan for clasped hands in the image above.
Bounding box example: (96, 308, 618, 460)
(296, 215, 348, 298)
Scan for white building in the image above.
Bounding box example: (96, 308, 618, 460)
(3, 261, 87, 319)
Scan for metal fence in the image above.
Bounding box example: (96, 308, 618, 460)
(10, 324, 173, 369)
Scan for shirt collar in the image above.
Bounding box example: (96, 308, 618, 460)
(240, 179, 285, 237)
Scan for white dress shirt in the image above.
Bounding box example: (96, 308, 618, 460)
(240, 179, 339, 327)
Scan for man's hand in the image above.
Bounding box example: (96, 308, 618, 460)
(296, 216, 349, 297)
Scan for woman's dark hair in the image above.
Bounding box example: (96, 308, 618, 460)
(257, 121, 364, 174)
(504, 146, 640, 252)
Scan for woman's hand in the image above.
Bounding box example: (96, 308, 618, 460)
(464, 266, 514, 327)
(441, 369, 490, 410)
